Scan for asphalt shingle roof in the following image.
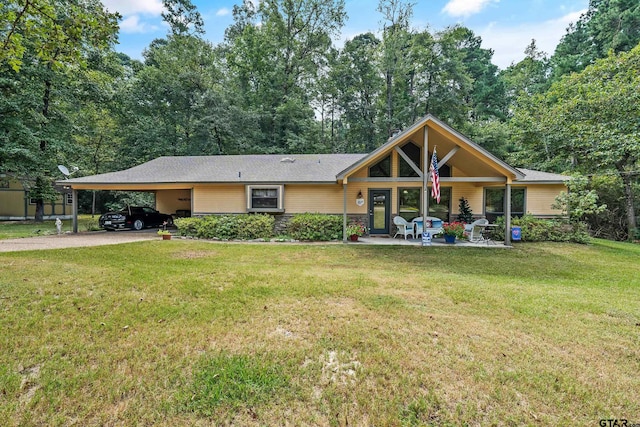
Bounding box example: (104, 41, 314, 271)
(65, 154, 368, 185)
(517, 168, 570, 183)
(63, 155, 569, 186)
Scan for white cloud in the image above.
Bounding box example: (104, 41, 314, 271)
(478, 10, 585, 69)
(119, 15, 160, 34)
(442, 0, 498, 18)
(216, 8, 231, 17)
(102, 0, 164, 16)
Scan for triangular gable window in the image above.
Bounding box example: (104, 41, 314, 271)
(398, 142, 421, 177)
(369, 155, 391, 177)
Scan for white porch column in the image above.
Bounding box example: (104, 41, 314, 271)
(343, 183, 348, 242)
(504, 183, 511, 245)
(72, 189, 78, 233)
(422, 126, 429, 218)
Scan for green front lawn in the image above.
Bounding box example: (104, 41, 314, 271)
(1, 240, 638, 425)
(0, 216, 99, 239)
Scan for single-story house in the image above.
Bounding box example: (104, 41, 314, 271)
(59, 115, 569, 244)
(0, 175, 72, 220)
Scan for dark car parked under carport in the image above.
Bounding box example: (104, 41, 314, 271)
(99, 206, 173, 231)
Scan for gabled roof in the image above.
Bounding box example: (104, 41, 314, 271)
(516, 169, 571, 184)
(60, 116, 568, 187)
(62, 154, 367, 185)
(337, 114, 525, 181)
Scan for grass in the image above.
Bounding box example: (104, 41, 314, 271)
(0, 215, 99, 239)
(0, 239, 639, 425)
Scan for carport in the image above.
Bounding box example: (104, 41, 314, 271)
(58, 181, 192, 233)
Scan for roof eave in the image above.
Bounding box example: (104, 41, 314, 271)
(336, 114, 525, 180)
(336, 117, 431, 179)
(515, 180, 569, 185)
(58, 180, 341, 186)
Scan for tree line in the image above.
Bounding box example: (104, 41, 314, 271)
(1, 0, 638, 239)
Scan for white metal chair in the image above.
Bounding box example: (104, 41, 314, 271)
(393, 216, 415, 239)
(465, 218, 489, 242)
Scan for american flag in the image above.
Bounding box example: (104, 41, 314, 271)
(430, 148, 440, 203)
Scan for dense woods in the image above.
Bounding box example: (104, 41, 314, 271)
(1, 0, 639, 239)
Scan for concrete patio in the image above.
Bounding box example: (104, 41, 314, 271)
(351, 235, 511, 248)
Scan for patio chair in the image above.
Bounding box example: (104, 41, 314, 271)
(393, 216, 415, 239)
(412, 216, 444, 238)
(465, 218, 489, 242)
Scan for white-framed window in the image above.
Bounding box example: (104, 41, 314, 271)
(66, 193, 73, 205)
(246, 185, 284, 212)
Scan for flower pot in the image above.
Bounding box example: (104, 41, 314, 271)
(444, 234, 456, 244)
(349, 234, 359, 241)
(161, 234, 172, 240)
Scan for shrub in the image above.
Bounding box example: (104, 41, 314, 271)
(236, 214, 275, 240)
(82, 218, 101, 232)
(457, 197, 474, 223)
(174, 217, 200, 236)
(493, 214, 590, 244)
(174, 215, 275, 240)
(195, 215, 220, 239)
(287, 213, 343, 241)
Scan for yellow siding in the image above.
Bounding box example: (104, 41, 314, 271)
(350, 165, 369, 179)
(1, 180, 67, 218)
(25, 197, 66, 216)
(526, 184, 565, 215)
(391, 150, 399, 177)
(284, 185, 344, 213)
(451, 183, 484, 214)
(6, 179, 24, 190)
(0, 189, 26, 216)
(193, 185, 245, 214)
(96, 182, 565, 219)
(156, 189, 191, 214)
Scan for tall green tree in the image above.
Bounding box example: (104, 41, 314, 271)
(500, 40, 551, 110)
(451, 26, 506, 122)
(115, 35, 231, 165)
(162, 0, 204, 36)
(377, 0, 414, 137)
(1, 0, 119, 71)
(511, 45, 640, 237)
(331, 33, 384, 152)
(407, 27, 473, 128)
(0, 0, 119, 221)
(550, 0, 640, 79)
(225, 0, 346, 153)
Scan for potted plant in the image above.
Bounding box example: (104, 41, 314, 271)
(158, 229, 172, 240)
(346, 221, 367, 241)
(442, 221, 465, 243)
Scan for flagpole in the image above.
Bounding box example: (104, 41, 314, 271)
(423, 126, 429, 220)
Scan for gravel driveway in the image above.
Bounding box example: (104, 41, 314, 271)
(0, 230, 159, 252)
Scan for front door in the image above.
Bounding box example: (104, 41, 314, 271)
(368, 189, 390, 235)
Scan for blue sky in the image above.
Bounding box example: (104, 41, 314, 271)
(103, 0, 589, 69)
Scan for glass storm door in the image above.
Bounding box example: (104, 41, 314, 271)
(368, 189, 390, 235)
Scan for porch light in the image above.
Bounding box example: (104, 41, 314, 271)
(356, 190, 364, 206)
